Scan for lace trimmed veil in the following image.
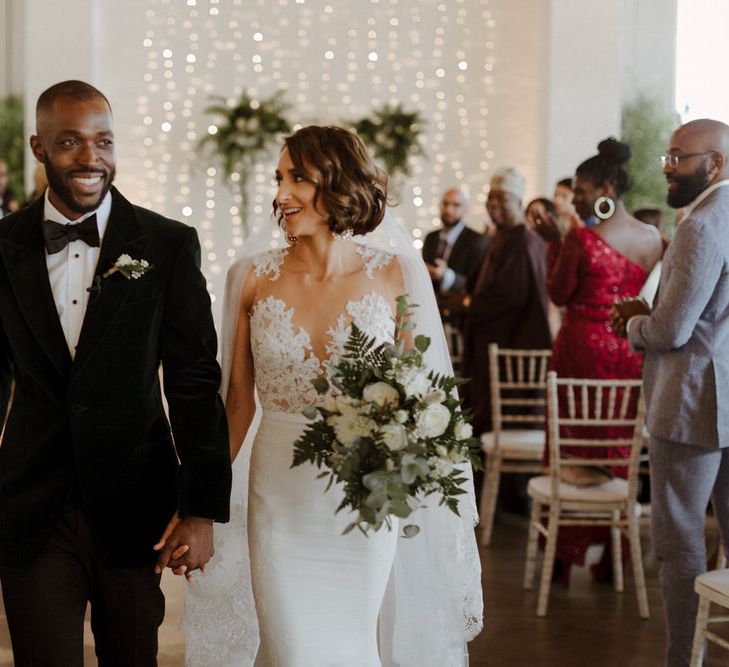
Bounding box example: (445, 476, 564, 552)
(181, 210, 483, 666)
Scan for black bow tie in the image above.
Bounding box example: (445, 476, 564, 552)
(42, 215, 100, 255)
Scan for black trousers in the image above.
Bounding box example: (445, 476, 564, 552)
(0, 501, 164, 666)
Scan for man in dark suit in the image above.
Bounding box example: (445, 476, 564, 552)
(0, 80, 231, 665)
(422, 187, 490, 309)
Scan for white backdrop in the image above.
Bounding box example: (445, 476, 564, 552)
(15, 0, 676, 322)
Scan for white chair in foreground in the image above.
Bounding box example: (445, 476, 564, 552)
(690, 569, 729, 666)
(478, 344, 551, 546)
(523, 372, 649, 618)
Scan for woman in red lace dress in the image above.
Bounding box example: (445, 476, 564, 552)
(534, 138, 663, 582)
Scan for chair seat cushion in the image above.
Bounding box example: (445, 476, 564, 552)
(695, 568, 729, 603)
(528, 474, 629, 503)
(481, 430, 545, 460)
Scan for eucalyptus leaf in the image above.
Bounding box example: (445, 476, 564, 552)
(402, 524, 420, 538)
(302, 405, 319, 420)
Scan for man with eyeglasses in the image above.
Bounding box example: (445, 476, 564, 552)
(612, 118, 729, 666)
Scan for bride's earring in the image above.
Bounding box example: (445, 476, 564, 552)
(332, 228, 354, 241)
(282, 220, 298, 246)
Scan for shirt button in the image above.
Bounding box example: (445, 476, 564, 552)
(72, 299, 78, 305)
(74, 253, 80, 258)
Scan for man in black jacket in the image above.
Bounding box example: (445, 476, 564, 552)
(0, 80, 231, 666)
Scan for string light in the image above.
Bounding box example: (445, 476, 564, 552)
(136, 0, 495, 319)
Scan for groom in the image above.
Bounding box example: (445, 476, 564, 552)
(0, 80, 231, 665)
(613, 118, 729, 666)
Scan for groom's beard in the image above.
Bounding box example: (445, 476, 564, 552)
(44, 159, 116, 216)
(666, 163, 711, 209)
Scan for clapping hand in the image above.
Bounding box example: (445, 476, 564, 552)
(153, 512, 214, 582)
(532, 211, 562, 242)
(426, 258, 448, 281)
(610, 297, 650, 338)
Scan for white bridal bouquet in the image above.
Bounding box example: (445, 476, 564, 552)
(292, 296, 480, 538)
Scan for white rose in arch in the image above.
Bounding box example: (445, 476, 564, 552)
(379, 423, 408, 451)
(454, 420, 473, 441)
(362, 382, 400, 407)
(416, 403, 451, 438)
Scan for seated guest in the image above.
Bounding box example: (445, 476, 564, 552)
(423, 187, 490, 318)
(449, 167, 552, 436)
(533, 138, 663, 583)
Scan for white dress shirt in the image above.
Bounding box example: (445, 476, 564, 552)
(438, 219, 465, 292)
(44, 191, 111, 358)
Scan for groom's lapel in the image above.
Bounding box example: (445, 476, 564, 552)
(0, 199, 72, 378)
(72, 189, 150, 376)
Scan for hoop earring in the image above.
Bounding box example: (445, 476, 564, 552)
(594, 196, 615, 220)
(281, 220, 298, 246)
(332, 228, 353, 241)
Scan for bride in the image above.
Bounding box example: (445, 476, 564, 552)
(183, 125, 482, 666)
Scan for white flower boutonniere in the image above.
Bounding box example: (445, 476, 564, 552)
(103, 254, 153, 280)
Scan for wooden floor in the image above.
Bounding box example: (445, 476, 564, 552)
(0, 513, 727, 666)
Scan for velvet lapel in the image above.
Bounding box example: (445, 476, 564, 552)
(71, 189, 150, 377)
(0, 198, 72, 378)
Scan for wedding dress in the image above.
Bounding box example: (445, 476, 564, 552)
(182, 212, 483, 667)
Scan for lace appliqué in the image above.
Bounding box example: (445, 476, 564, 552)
(355, 245, 394, 279)
(249, 293, 395, 413)
(252, 248, 288, 281)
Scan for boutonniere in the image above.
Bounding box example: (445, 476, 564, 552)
(103, 254, 153, 280)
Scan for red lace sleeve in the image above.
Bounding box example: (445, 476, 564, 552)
(546, 229, 586, 306)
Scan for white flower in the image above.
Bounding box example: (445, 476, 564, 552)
(423, 389, 446, 404)
(335, 395, 359, 416)
(329, 414, 375, 446)
(379, 423, 408, 451)
(429, 456, 454, 478)
(362, 382, 399, 407)
(416, 403, 451, 438)
(322, 395, 339, 412)
(395, 410, 408, 424)
(397, 366, 430, 398)
(454, 420, 473, 441)
(117, 253, 133, 266)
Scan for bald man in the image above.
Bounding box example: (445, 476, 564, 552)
(613, 119, 729, 666)
(422, 188, 489, 322)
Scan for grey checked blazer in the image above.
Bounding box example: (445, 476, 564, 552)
(628, 183, 729, 449)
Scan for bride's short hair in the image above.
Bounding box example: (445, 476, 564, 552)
(274, 125, 389, 236)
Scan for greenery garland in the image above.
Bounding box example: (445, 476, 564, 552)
(0, 95, 25, 201)
(350, 104, 424, 179)
(198, 91, 291, 229)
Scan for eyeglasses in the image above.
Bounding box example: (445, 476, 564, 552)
(660, 151, 716, 168)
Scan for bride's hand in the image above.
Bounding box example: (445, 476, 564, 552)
(153, 512, 195, 579)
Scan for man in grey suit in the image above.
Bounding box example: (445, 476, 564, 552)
(612, 118, 729, 667)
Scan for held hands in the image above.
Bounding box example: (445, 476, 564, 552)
(426, 258, 448, 281)
(153, 512, 214, 582)
(610, 297, 650, 338)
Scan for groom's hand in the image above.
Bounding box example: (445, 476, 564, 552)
(154, 513, 214, 581)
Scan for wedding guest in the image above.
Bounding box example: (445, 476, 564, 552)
(613, 118, 729, 667)
(553, 177, 581, 232)
(633, 206, 665, 233)
(525, 196, 556, 230)
(452, 167, 552, 436)
(23, 161, 48, 206)
(534, 138, 662, 584)
(422, 187, 489, 312)
(0, 80, 231, 665)
(0, 159, 20, 217)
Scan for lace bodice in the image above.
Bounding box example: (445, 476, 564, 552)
(249, 248, 395, 413)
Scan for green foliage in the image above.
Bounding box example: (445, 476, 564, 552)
(621, 93, 680, 232)
(350, 104, 424, 179)
(0, 95, 25, 199)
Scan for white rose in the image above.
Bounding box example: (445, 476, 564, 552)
(379, 423, 408, 451)
(398, 366, 430, 398)
(335, 395, 359, 416)
(330, 414, 375, 446)
(117, 253, 133, 266)
(454, 420, 473, 441)
(430, 456, 454, 478)
(362, 382, 400, 407)
(416, 403, 451, 438)
(322, 395, 339, 412)
(395, 410, 409, 424)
